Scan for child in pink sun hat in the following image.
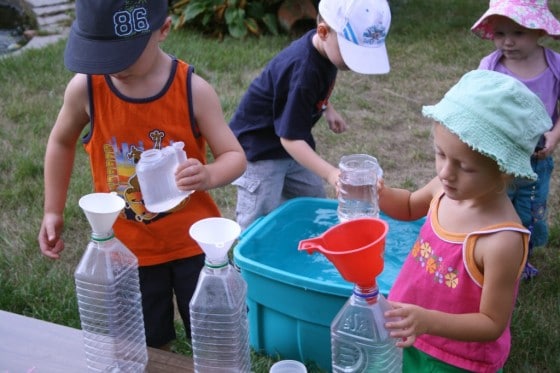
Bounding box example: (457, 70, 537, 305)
(472, 0, 560, 39)
(471, 0, 560, 280)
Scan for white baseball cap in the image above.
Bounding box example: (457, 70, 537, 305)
(319, 0, 391, 74)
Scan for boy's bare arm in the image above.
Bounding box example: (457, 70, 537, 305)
(280, 137, 339, 188)
(186, 73, 246, 190)
(43, 74, 90, 214)
(39, 74, 90, 258)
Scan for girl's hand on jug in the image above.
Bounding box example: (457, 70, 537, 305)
(385, 301, 429, 347)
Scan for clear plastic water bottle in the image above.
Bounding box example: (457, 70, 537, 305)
(189, 256, 251, 373)
(331, 285, 402, 373)
(337, 154, 383, 223)
(74, 229, 148, 372)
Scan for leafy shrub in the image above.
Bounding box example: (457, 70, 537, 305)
(170, 0, 283, 38)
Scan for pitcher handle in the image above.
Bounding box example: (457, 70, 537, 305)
(297, 240, 323, 254)
(173, 141, 188, 163)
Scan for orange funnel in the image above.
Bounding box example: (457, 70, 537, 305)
(298, 218, 388, 288)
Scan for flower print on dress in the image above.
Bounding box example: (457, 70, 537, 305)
(445, 270, 459, 289)
(410, 238, 459, 288)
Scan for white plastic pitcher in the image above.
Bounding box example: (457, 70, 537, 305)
(136, 142, 192, 213)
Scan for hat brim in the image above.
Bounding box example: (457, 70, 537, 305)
(64, 21, 152, 75)
(337, 34, 390, 74)
(471, 7, 560, 40)
(423, 103, 538, 181)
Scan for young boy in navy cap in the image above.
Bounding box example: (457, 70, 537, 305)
(230, 0, 392, 231)
(38, 0, 246, 349)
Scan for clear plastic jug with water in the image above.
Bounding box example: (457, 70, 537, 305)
(337, 154, 383, 222)
(299, 218, 402, 373)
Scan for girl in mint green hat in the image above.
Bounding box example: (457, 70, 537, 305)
(379, 70, 551, 372)
(472, 0, 560, 280)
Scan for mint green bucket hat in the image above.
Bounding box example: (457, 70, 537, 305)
(422, 70, 552, 180)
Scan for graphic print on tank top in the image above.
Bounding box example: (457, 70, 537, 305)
(102, 129, 189, 224)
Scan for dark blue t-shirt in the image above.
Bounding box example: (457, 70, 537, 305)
(229, 30, 338, 162)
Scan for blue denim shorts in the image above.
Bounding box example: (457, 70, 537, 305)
(507, 156, 553, 248)
(233, 158, 326, 231)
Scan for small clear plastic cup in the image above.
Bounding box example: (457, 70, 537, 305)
(269, 360, 307, 373)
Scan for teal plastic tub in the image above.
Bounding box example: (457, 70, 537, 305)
(233, 197, 424, 371)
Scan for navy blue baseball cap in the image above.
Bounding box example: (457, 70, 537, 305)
(64, 0, 168, 74)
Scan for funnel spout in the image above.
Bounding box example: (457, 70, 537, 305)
(189, 218, 241, 265)
(79, 192, 125, 236)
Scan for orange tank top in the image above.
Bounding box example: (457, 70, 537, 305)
(83, 59, 220, 266)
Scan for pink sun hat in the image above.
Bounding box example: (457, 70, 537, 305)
(471, 0, 560, 40)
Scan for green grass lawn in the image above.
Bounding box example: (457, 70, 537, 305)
(1, 1, 559, 372)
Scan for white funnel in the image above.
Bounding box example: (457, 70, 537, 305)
(189, 217, 241, 264)
(79, 192, 125, 235)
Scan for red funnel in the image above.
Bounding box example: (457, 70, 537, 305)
(298, 218, 388, 288)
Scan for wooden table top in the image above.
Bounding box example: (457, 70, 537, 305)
(0, 309, 194, 372)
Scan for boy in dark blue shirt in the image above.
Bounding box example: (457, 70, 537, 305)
(230, 0, 392, 230)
